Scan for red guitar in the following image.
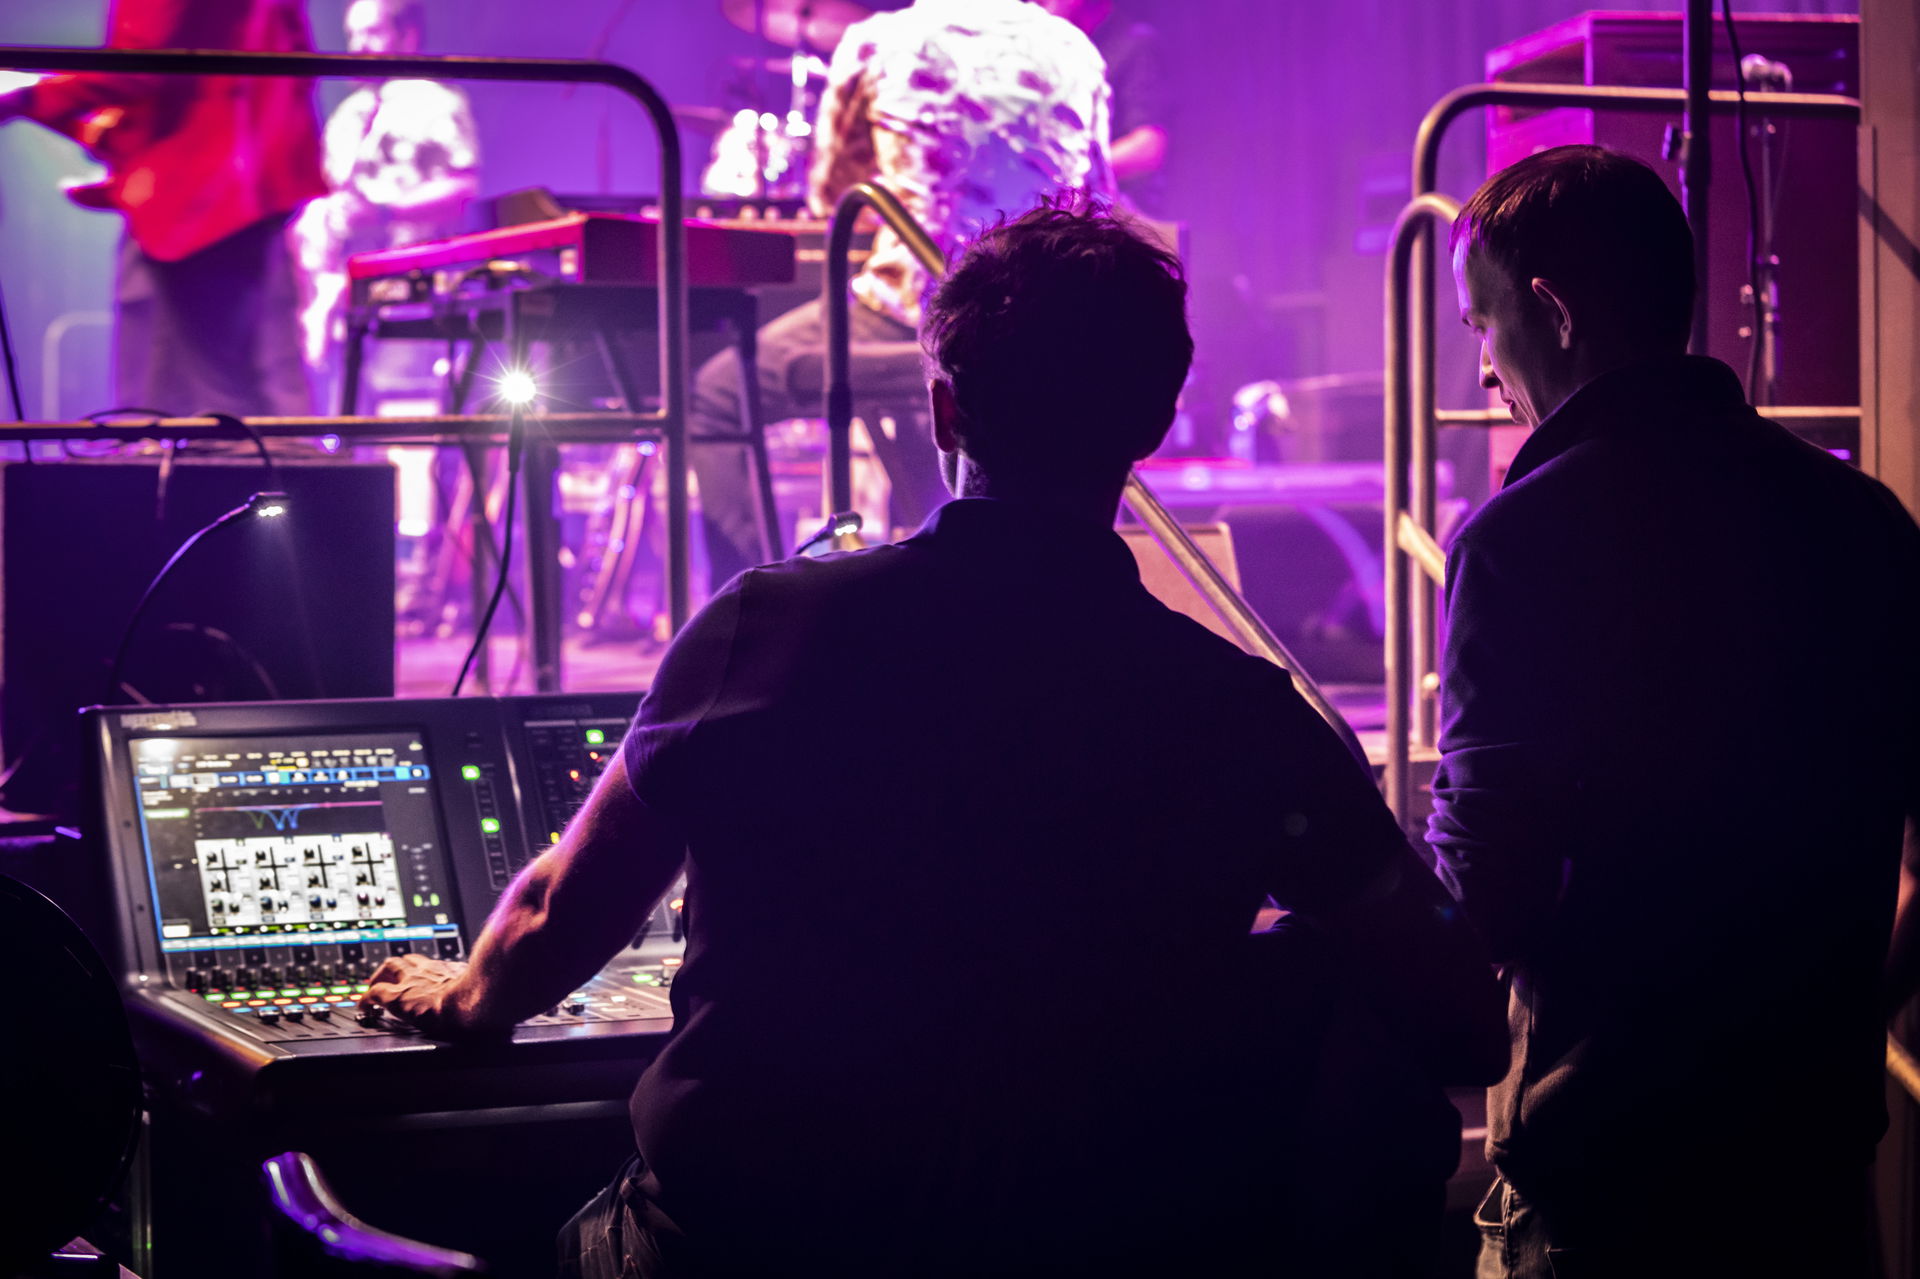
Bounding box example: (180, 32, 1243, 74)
(0, 0, 324, 262)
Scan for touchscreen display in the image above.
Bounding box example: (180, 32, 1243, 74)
(128, 729, 462, 958)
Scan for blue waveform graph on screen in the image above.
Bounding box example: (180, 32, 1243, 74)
(197, 800, 385, 832)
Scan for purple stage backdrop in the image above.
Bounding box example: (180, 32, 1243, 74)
(0, 0, 1858, 459)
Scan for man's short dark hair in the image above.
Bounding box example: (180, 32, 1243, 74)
(1451, 145, 1694, 351)
(921, 196, 1192, 479)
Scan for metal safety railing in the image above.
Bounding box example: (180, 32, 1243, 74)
(0, 45, 693, 690)
(1381, 79, 1862, 826)
(822, 185, 1368, 763)
(823, 182, 945, 517)
(1890, 1033, 1920, 1108)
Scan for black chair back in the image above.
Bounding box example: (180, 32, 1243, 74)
(0, 873, 142, 1274)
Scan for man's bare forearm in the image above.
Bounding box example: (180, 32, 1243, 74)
(445, 854, 609, 1029)
(364, 753, 684, 1037)
(1109, 124, 1166, 183)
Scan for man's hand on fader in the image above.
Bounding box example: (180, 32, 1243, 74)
(360, 953, 497, 1038)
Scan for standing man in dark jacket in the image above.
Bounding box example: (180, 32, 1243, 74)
(1431, 143, 1920, 1277)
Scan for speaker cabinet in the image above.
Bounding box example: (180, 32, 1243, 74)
(1486, 13, 1859, 409)
(0, 458, 395, 814)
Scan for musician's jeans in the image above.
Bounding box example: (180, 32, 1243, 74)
(688, 296, 927, 591)
(115, 216, 312, 418)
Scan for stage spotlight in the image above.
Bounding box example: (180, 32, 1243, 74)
(496, 369, 539, 407)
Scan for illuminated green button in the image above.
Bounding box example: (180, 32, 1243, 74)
(584, 728, 605, 745)
(461, 765, 481, 781)
(480, 817, 500, 834)
(280, 987, 302, 997)
(305, 986, 327, 996)
(329, 985, 351, 995)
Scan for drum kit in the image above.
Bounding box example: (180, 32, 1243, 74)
(694, 0, 874, 201)
(403, 2, 882, 653)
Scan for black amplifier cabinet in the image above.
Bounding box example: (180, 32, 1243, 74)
(84, 691, 677, 1277)
(0, 458, 396, 818)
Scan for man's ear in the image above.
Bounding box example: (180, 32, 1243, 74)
(930, 379, 961, 453)
(1530, 277, 1576, 350)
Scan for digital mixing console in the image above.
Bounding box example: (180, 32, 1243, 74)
(86, 692, 682, 1060)
(79, 693, 1492, 1277)
(76, 692, 702, 1274)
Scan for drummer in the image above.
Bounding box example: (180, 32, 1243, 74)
(1036, 0, 1171, 216)
(688, 0, 1114, 592)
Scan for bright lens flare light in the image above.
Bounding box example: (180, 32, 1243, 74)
(496, 369, 539, 407)
(255, 502, 287, 519)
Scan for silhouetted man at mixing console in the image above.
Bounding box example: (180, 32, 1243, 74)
(1430, 145, 1920, 1277)
(363, 200, 1503, 1277)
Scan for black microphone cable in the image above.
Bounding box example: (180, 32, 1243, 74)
(204, 411, 280, 493)
(451, 408, 528, 697)
(0, 272, 24, 423)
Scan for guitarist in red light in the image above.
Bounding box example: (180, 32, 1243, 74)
(0, 0, 326, 417)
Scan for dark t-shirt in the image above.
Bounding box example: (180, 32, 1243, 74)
(1094, 18, 1168, 215)
(622, 498, 1408, 1273)
(1428, 357, 1920, 1232)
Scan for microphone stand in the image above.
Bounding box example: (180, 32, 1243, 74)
(1740, 54, 1791, 406)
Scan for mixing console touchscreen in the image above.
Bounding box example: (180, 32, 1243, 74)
(88, 692, 679, 1048)
(139, 733, 453, 933)
(130, 729, 461, 1017)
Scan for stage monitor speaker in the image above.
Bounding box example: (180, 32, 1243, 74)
(1210, 503, 1387, 686)
(1118, 524, 1247, 651)
(0, 458, 395, 816)
(1119, 507, 1391, 687)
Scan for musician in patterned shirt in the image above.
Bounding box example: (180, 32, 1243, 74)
(687, 0, 1113, 592)
(290, 0, 479, 408)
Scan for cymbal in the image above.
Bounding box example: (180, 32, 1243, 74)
(724, 53, 832, 77)
(671, 104, 732, 130)
(720, 0, 871, 50)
